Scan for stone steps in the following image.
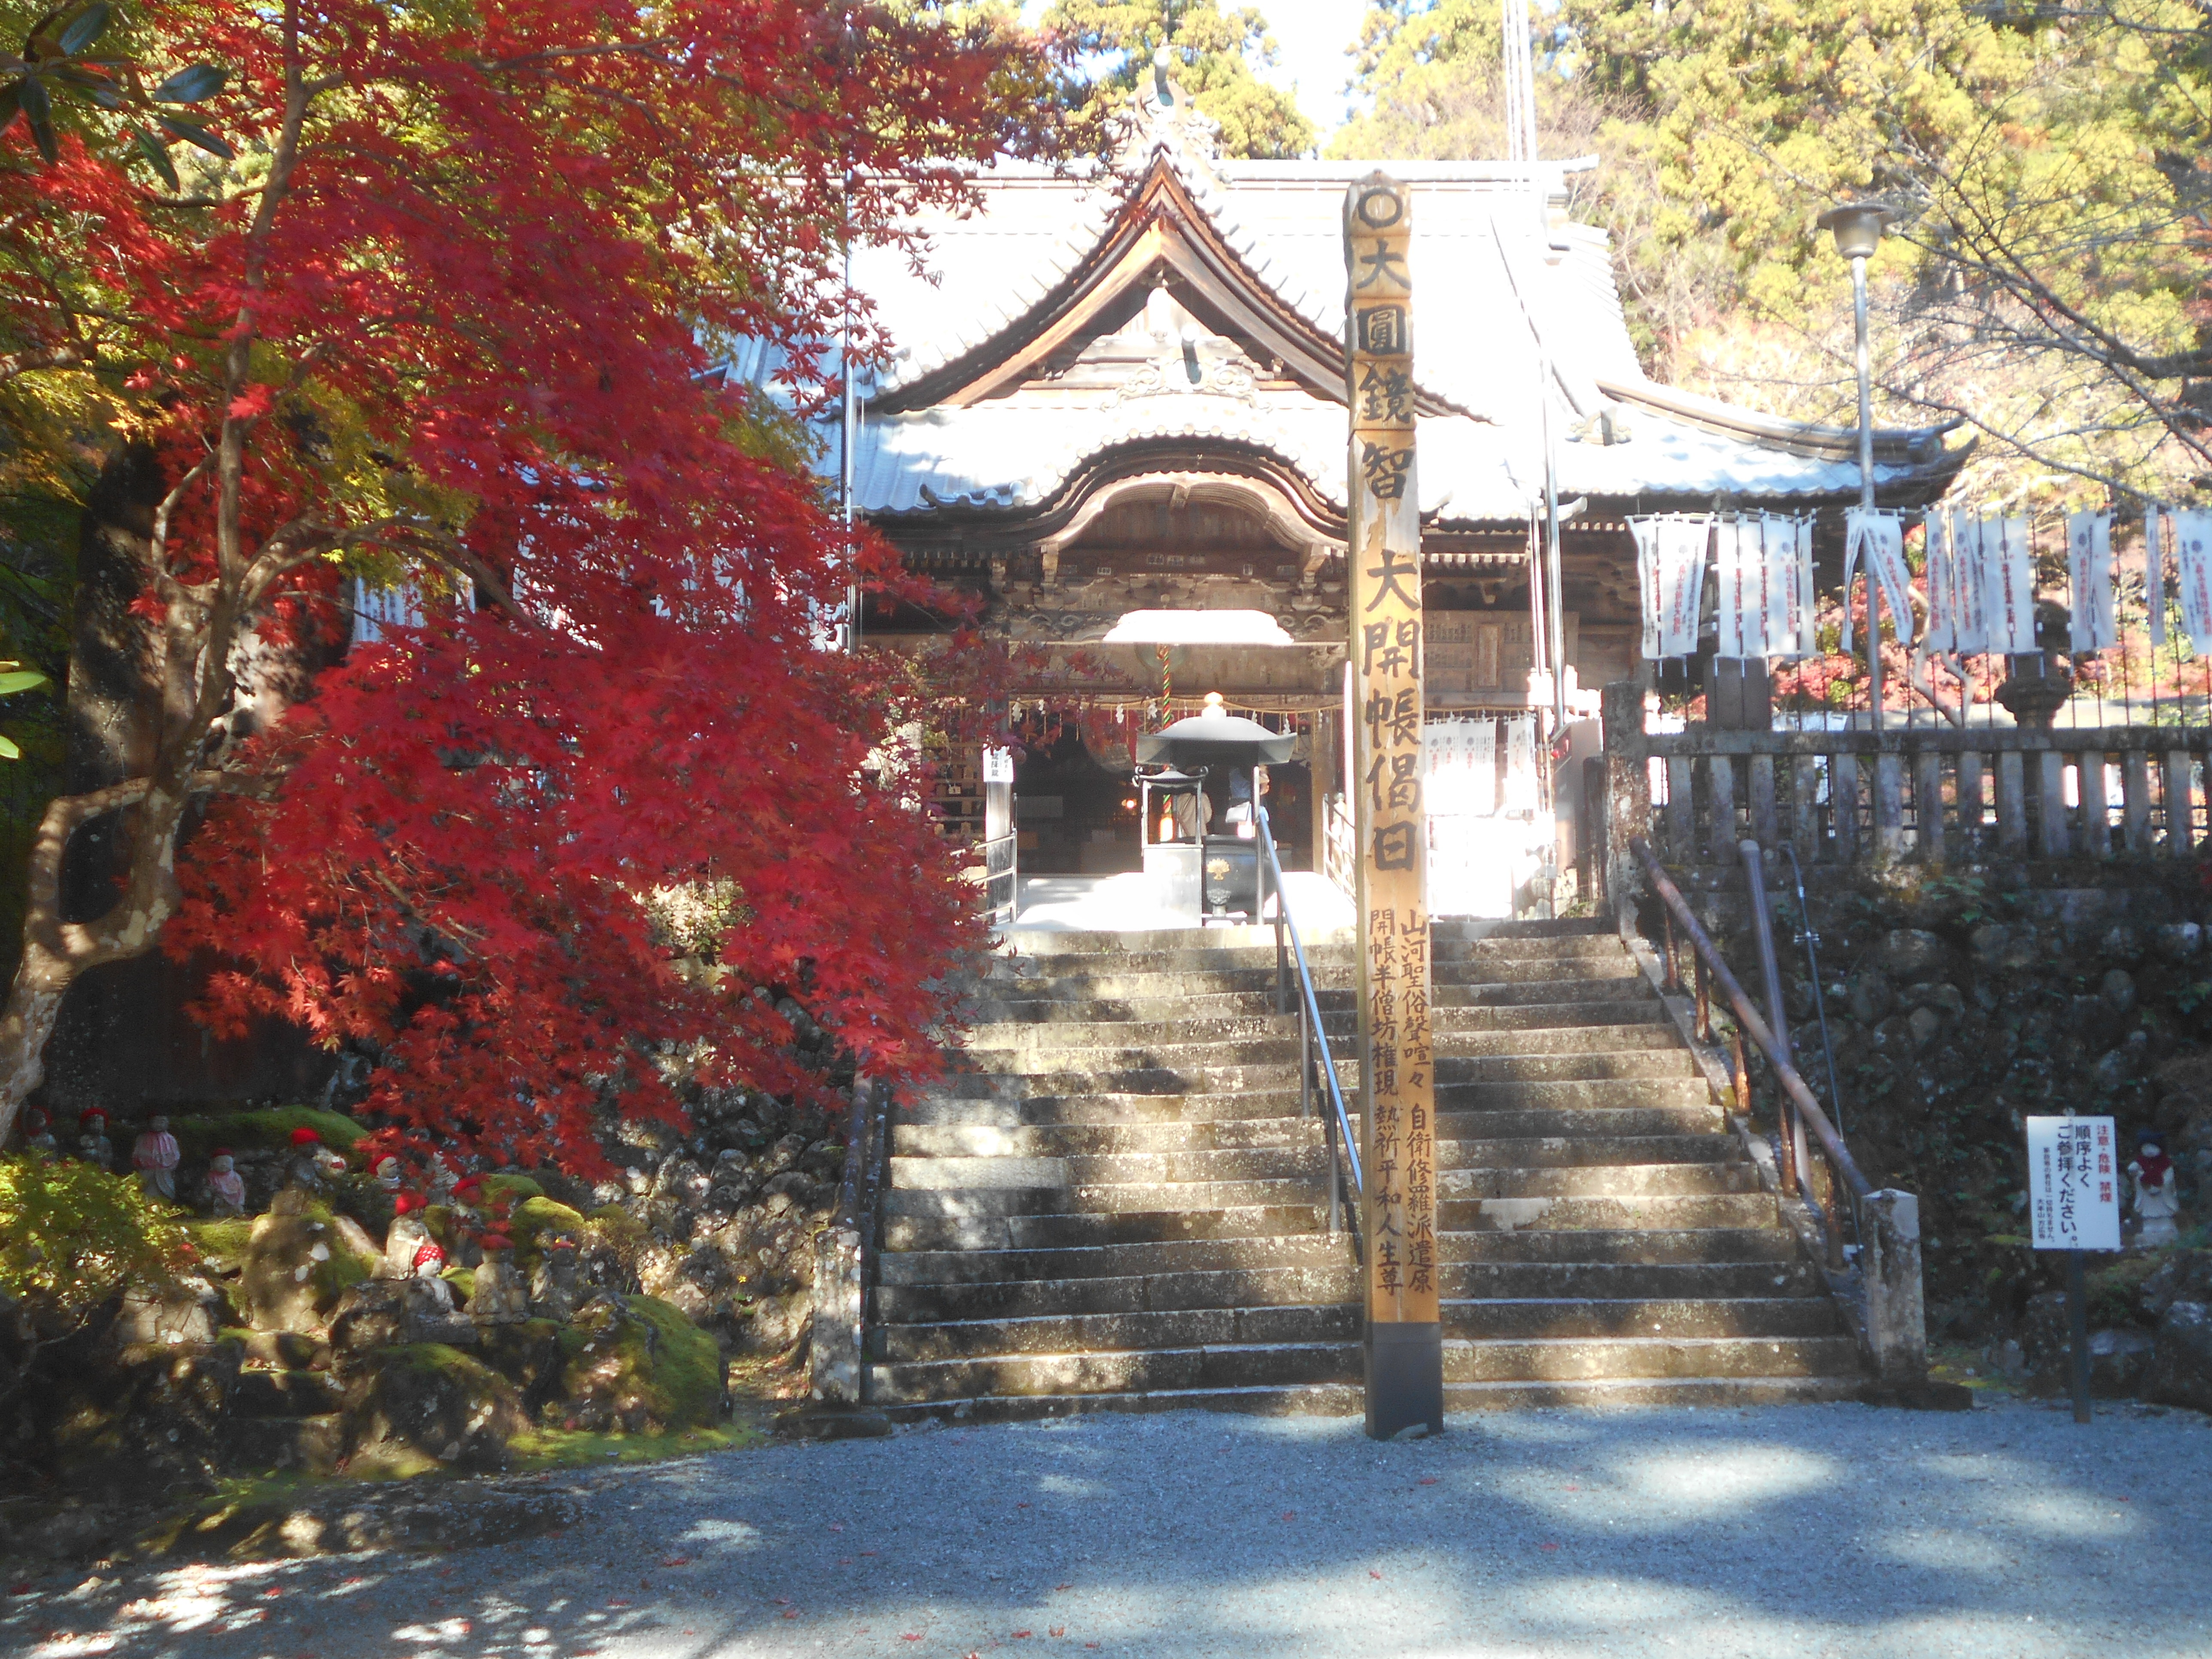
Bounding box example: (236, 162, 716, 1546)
(874, 1258, 1826, 1325)
(870, 916, 1866, 1418)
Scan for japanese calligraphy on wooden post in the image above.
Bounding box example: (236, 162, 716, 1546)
(1345, 171, 1442, 1440)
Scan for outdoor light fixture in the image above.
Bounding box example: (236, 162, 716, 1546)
(1816, 201, 1896, 262)
(1818, 198, 1899, 728)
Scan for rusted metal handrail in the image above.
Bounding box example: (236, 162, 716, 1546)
(1629, 838, 1874, 1205)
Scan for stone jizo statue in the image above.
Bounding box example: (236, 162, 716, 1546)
(132, 1114, 181, 1202)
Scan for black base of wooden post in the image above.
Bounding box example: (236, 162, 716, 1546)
(1365, 1321, 1444, 1440)
(2067, 1248, 2093, 1423)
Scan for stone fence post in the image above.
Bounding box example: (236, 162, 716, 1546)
(1601, 680, 1651, 935)
(1860, 1189, 1929, 1386)
(809, 1076, 875, 1408)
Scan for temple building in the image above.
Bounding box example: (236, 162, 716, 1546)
(768, 77, 1966, 915)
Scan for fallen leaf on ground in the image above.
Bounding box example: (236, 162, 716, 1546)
(1369, 1570, 1383, 1580)
(1054, 1583, 1073, 1591)
(661, 1557, 691, 1568)
(1417, 1477, 1438, 1487)
(1539, 1544, 1560, 1553)
(1050, 1626, 1066, 1637)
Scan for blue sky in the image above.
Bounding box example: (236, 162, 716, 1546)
(1022, 1, 1373, 142)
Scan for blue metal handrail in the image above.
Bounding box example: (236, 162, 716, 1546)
(1255, 811, 1363, 1237)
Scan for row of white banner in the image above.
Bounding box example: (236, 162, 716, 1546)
(1422, 714, 1540, 817)
(1631, 508, 2212, 662)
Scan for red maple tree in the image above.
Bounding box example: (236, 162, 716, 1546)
(0, 0, 1064, 1162)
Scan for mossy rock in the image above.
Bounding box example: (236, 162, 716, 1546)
(2085, 1253, 2166, 1328)
(187, 1216, 257, 1272)
(506, 1196, 587, 1267)
(238, 1203, 379, 1334)
(343, 1342, 527, 1474)
(556, 1294, 722, 1433)
(480, 1173, 545, 1204)
(170, 1107, 366, 1167)
(441, 1265, 476, 1305)
(478, 1318, 566, 1409)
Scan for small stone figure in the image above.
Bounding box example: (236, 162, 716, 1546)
(2130, 1129, 2182, 1248)
(425, 1161, 458, 1208)
(19, 1106, 56, 1155)
(76, 1109, 113, 1170)
(285, 1126, 328, 1190)
(381, 1193, 431, 1279)
(131, 1114, 181, 1202)
(529, 1235, 583, 1322)
(205, 1149, 246, 1217)
(375, 1155, 403, 1194)
(468, 1235, 529, 1325)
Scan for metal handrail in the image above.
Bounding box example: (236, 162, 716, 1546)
(975, 829, 1018, 927)
(1630, 837, 1872, 1267)
(1255, 811, 1363, 1239)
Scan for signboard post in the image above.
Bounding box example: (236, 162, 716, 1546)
(1344, 171, 1442, 1440)
(2026, 1113, 2121, 1424)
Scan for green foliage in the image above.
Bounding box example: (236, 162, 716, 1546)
(1044, 0, 1315, 158)
(1340, 0, 2212, 498)
(0, 1152, 189, 1315)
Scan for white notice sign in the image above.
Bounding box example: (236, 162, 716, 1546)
(2026, 1115, 2121, 1251)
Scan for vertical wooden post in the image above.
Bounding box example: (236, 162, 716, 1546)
(1310, 710, 1336, 873)
(1344, 171, 1440, 1440)
(1665, 755, 1695, 860)
(1831, 753, 1861, 863)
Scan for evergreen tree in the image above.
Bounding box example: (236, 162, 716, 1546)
(1044, 0, 1316, 159)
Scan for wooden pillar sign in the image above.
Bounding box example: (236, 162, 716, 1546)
(1344, 171, 1443, 1439)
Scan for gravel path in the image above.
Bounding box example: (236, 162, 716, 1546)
(8, 1397, 2211, 1659)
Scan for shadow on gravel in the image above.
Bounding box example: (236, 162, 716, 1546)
(6, 1401, 2210, 1658)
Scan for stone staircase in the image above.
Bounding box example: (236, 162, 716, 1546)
(867, 916, 1866, 1420)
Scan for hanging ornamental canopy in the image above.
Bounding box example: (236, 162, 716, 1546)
(1137, 699, 1297, 767)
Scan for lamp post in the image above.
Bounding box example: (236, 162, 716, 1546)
(1817, 201, 1896, 726)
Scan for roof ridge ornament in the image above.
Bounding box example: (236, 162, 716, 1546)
(1109, 46, 1222, 181)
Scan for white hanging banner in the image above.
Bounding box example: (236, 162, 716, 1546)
(2144, 507, 2167, 648)
(1841, 510, 1915, 651)
(1502, 714, 1539, 814)
(1923, 511, 1960, 653)
(1984, 514, 2040, 655)
(1422, 717, 1496, 817)
(1948, 510, 1992, 653)
(1780, 515, 1818, 659)
(2066, 511, 2117, 652)
(1717, 517, 1764, 658)
(2176, 510, 2212, 654)
(1633, 515, 1708, 660)
(1757, 516, 1801, 660)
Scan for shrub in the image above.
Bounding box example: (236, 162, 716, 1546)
(0, 1154, 191, 1317)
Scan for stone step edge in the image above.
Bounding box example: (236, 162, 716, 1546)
(866, 1372, 1870, 1424)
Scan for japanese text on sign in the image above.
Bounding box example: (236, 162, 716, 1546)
(1345, 171, 1436, 1326)
(2026, 1115, 2121, 1252)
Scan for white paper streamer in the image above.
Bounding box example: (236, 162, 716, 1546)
(1503, 714, 1539, 813)
(2145, 506, 2166, 648)
(2066, 511, 2116, 652)
(1984, 515, 2039, 655)
(1842, 510, 1916, 651)
(2177, 510, 2212, 654)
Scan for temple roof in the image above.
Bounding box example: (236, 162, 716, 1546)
(753, 80, 1964, 532)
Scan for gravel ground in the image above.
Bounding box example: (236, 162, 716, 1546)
(7, 1396, 2211, 1659)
